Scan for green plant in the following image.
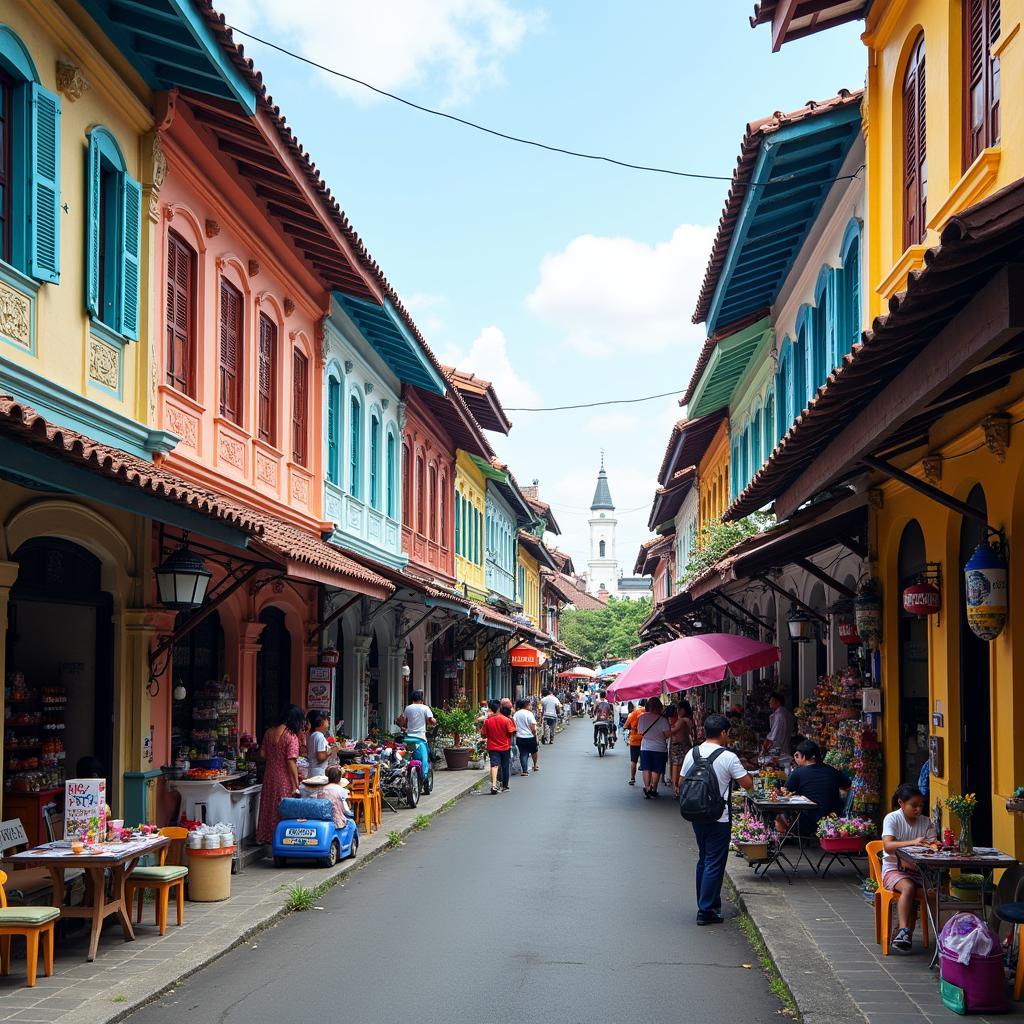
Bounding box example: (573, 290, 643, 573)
(285, 885, 316, 912)
(111, 996, 127, 1003)
(387, 830, 403, 847)
(413, 814, 431, 830)
(678, 513, 774, 588)
(433, 701, 478, 748)
(1013, 785, 1024, 799)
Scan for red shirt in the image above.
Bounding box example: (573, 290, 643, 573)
(480, 713, 516, 751)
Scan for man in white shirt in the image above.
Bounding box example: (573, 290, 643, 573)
(681, 713, 753, 925)
(540, 689, 561, 745)
(762, 692, 796, 755)
(513, 699, 539, 775)
(396, 691, 436, 740)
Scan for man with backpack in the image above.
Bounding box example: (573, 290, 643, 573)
(679, 713, 753, 925)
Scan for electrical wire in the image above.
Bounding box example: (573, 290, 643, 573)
(505, 389, 683, 412)
(228, 24, 864, 187)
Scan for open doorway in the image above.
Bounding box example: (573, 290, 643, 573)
(897, 521, 930, 792)
(256, 607, 292, 740)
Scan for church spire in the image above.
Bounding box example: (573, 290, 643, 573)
(591, 454, 614, 511)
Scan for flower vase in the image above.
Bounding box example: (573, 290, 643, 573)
(958, 816, 974, 856)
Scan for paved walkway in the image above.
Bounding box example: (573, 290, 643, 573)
(728, 849, 1024, 1024)
(0, 763, 488, 1023)
(124, 721, 778, 1024)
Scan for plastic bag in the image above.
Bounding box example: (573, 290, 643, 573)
(938, 913, 1001, 965)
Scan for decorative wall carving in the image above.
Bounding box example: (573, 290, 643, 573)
(151, 133, 167, 190)
(205, 219, 220, 238)
(56, 61, 89, 101)
(922, 455, 943, 485)
(982, 413, 1011, 463)
(166, 405, 198, 450)
(218, 434, 244, 470)
(292, 473, 310, 506)
(248, 259, 261, 277)
(256, 451, 279, 487)
(87, 336, 120, 392)
(0, 283, 31, 349)
(284, 298, 295, 316)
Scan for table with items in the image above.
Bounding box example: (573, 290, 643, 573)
(747, 795, 819, 882)
(3, 833, 169, 961)
(896, 845, 1018, 968)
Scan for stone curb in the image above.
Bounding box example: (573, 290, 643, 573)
(726, 862, 867, 1024)
(67, 770, 488, 1024)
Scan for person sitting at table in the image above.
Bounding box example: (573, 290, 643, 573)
(881, 783, 939, 954)
(775, 740, 851, 836)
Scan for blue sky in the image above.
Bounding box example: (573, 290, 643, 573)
(219, 0, 866, 573)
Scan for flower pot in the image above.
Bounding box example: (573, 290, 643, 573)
(735, 842, 769, 862)
(819, 836, 868, 854)
(1006, 799, 1024, 815)
(443, 746, 472, 771)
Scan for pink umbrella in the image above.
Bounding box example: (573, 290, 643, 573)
(606, 633, 779, 701)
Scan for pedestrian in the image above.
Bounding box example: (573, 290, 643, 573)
(776, 739, 851, 837)
(540, 688, 561, 744)
(513, 698, 539, 775)
(397, 689, 437, 740)
(306, 709, 340, 778)
(624, 699, 646, 786)
(762, 691, 797, 756)
(479, 698, 516, 794)
(668, 700, 695, 796)
(256, 704, 305, 843)
(680, 713, 753, 925)
(637, 697, 671, 798)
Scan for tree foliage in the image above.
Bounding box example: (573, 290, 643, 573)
(558, 597, 653, 663)
(678, 513, 775, 587)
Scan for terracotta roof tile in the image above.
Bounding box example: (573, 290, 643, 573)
(543, 572, 606, 612)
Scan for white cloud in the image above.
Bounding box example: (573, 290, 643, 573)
(440, 325, 540, 409)
(525, 223, 716, 358)
(404, 292, 448, 338)
(584, 411, 638, 435)
(222, 0, 541, 106)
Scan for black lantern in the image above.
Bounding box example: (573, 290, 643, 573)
(787, 607, 814, 643)
(155, 544, 212, 610)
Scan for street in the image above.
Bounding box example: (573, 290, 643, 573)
(128, 722, 779, 1024)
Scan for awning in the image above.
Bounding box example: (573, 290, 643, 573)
(509, 644, 543, 668)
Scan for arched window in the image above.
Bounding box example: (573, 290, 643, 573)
(349, 394, 362, 497)
(218, 278, 243, 424)
(903, 32, 927, 249)
(402, 442, 411, 523)
(750, 406, 761, 477)
(292, 349, 308, 467)
(428, 464, 438, 539)
(326, 377, 341, 485)
(369, 414, 381, 509)
(415, 454, 425, 533)
(386, 429, 397, 518)
(166, 230, 196, 396)
(763, 392, 774, 461)
(599, 539, 606, 558)
(812, 274, 829, 392)
(0, 27, 61, 281)
(439, 472, 447, 548)
(257, 313, 277, 444)
(964, 0, 1000, 169)
(840, 222, 862, 356)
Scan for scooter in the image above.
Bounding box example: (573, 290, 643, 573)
(402, 734, 434, 796)
(272, 796, 358, 868)
(594, 720, 614, 758)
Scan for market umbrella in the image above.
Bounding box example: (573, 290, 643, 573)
(598, 661, 632, 679)
(557, 666, 597, 679)
(605, 634, 779, 702)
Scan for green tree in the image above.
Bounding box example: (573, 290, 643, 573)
(677, 513, 774, 588)
(559, 597, 652, 663)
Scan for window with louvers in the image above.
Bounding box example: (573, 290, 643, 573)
(964, 0, 1000, 168)
(165, 231, 195, 396)
(219, 278, 243, 423)
(257, 313, 276, 444)
(903, 34, 927, 250)
(292, 349, 308, 466)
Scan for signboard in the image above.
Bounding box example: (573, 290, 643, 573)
(65, 778, 106, 840)
(0, 819, 28, 854)
(509, 644, 541, 668)
(306, 673, 333, 713)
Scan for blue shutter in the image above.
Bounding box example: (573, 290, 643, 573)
(326, 378, 339, 484)
(85, 133, 101, 316)
(118, 174, 141, 340)
(29, 83, 60, 283)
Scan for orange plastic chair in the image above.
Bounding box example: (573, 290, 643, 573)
(0, 869, 58, 987)
(865, 840, 929, 955)
(125, 827, 189, 936)
(346, 767, 378, 834)
(370, 763, 383, 828)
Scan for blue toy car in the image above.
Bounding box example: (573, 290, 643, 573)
(271, 797, 358, 868)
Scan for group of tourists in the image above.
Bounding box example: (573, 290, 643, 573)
(478, 689, 562, 795)
(621, 697, 696, 798)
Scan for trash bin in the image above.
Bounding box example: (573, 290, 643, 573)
(939, 912, 1008, 1015)
(186, 846, 235, 902)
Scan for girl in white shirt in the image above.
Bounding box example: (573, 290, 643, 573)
(513, 699, 539, 776)
(881, 783, 938, 953)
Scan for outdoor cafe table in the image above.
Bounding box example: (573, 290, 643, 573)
(2, 834, 168, 961)
(747, 796, 819, 882)
(897, 845, 1018, 968)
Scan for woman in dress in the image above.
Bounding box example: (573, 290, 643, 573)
(256, 704, 305, 844)
(668, 699, 695, 796)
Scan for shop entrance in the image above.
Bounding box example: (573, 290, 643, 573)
(6, 538, 114, 808)
(256, 608, 291, 740)
(958, 485, 993, 845)
(171, 610, 225, 761)
(897, 520, 930, 790)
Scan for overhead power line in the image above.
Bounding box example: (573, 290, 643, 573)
(505, 389, 683, 412)
(228, 25, 864, 187)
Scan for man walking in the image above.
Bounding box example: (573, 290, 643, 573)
(624, 699, 646, 786)
(681, 713, 753, 925)
(540, 688, 561, 745)
(396, 689, 436, 740)
(480, 698, 516, 794)
(513, 698, 539, 775)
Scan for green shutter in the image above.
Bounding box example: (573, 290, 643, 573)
(118, 174, 142, 340)
(85, 133, 101, 317)
(29, 83, 60, 283)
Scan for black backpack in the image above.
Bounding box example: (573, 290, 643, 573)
(678, 745, 728, 823)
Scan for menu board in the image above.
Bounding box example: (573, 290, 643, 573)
(306, 671, 333, 713)
(64, 778, 106, 840)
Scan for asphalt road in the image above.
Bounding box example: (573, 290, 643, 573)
(128, 721, 780, 1024)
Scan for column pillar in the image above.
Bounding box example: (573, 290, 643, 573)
(384, 642, 406, 730)
(352, 634, 373, 739)
(0, 561, 19, 798)
(238, 621, 266, 738)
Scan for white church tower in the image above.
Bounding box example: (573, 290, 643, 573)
(586, 455, 619, 596)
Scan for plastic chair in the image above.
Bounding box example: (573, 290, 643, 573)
(370, 763, 383, 828)
(865, 840, 929, 955)
(0, 870, 58, 987)
(125, 827, 188, 936)
(346, 767, 378, 834)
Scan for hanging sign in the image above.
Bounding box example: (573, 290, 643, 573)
(509, 644, 541, 668)
(965, 542, 1008, 640)
(902, 581, 941, 616)
(306, 672, 333, 713)
(65, 778, 106, 841)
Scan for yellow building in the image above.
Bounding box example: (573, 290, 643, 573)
(516, 538, 541, 627)
(454, 450, 487, 600)
(698, 419, 731, 539)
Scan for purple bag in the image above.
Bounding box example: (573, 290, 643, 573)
(939, 914, 1008, 1015)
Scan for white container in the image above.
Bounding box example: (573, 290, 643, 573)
(202, 833, 221, 849)
(220, 832, 234, 848)
(187, 832, 203, 848)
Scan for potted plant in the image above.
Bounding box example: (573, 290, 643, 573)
(468, 742, 486, 771)
(950, 872, 987, 903)
(1007, 786, 1024, 815)
(731, 811, 771, 863)
(816, 814, 876, 853)
(433, 701, 479, 770)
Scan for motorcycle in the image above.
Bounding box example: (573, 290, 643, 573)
(594, 720, 614, 758)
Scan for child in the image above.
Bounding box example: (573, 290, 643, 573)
(881, 783, 939, 953)
(322, 766, 355, 828)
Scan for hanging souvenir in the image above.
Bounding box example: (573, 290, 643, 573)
(854, 578, 882, 651)
(902, 581, 941, 616)
(964, 542, 1008, 640)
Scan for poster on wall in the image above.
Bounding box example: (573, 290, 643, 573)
(65, 778, 106, 840)
(306, 666, 333, 713)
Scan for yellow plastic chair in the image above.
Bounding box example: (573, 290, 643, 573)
(125, 827, 189, 936)
(865, 840, 929, 954)
(346, 766, 379, 834)
(0, 869, 58, 987)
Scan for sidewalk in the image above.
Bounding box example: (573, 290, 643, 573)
(727, 855, 1024, 1024)
(0, 765, 488, 1024)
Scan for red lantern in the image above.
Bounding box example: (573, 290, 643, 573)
(902, 581, 941, 616)
(837, 618, 860, 645)
(320, 645, 340, 667)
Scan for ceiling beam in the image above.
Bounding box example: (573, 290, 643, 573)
(771, 0, 800, 51)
